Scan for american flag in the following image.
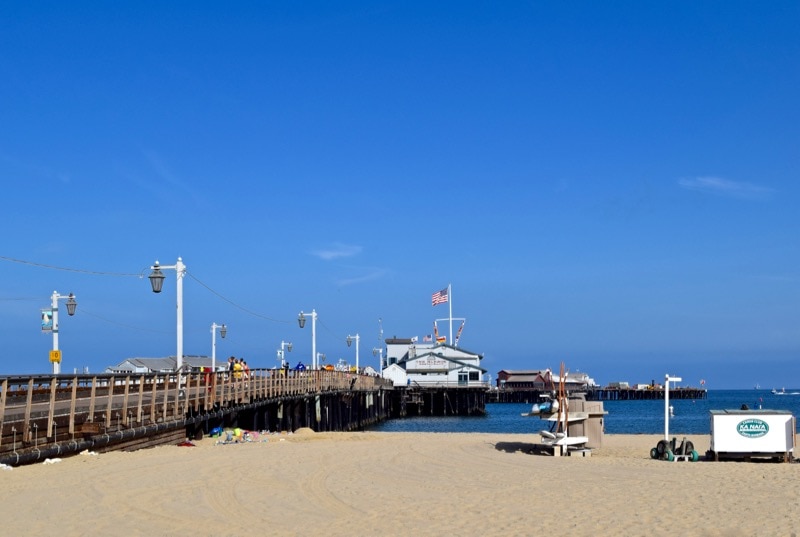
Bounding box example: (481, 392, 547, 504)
(431, 288, 448, 306)
(423, 334, 432, 342)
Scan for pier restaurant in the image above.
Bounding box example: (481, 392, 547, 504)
(382, 338, 486, 387)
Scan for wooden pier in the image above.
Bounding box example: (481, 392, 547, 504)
(0, 369, 487, 466)
(489, 387, 707, 403)
(0, 369, 392, 466)
(588, 387, 707, 401)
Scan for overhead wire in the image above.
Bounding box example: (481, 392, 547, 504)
(1, 254, 294, 325)
(0, 255, 145, 277)
(185, 272, 290, 324)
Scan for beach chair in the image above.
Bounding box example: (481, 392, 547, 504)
(539, 429, 589, 456)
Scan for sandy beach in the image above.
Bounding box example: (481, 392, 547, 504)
(2, 431, 798, 537)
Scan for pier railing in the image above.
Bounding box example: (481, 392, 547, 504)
(0, 368, 391, 453)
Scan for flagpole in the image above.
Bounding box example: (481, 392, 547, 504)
(448, 283, 453, 345)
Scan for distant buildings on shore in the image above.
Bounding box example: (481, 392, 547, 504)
(496, 369, 598, 392)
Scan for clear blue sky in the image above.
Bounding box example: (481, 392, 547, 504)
(1, 2, 798, 388)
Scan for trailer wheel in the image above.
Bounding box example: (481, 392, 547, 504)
(650, 447, 658, 459)
(690, 450, 699, 462)
(666, 450, 674, 462)
(656, 440, 669, 458)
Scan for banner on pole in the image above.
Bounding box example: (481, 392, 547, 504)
(41, 309, 53, 332)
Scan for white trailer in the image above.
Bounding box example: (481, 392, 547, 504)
(708, 409, 796, 462)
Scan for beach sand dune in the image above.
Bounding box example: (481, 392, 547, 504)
(2, 432, 798, 536)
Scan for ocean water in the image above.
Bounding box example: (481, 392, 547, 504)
(370, 389, 800, 435)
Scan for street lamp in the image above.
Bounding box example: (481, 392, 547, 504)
(148, 258, 186, 372)
(48, 291, 77, 375)
(664, 374, 682, 442)
(372, 347, 383, 374)
(211, 322, 227, 372)
(346, 333, 360, 372)
(277, 340, 292, 368)
(297, 310, 318, 369)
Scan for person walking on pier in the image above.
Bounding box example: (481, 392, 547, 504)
(242, 360, 250, 387)
(227, 356, 235, 380)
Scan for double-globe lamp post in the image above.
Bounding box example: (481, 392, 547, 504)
(49, 291, 77, 375)
(297, 310, 317, 369)
(148, 258, 185, 373)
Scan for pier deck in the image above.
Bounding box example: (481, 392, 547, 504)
(0, 369, 391, 465)
(0, 370, 488, 466)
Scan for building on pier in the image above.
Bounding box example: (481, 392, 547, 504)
(105, 355, 221, 374)
(383, 338, 486, 387)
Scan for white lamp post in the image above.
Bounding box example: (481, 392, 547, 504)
(346, 333, 360, 372)
(297, 310, 317, 369)
(277, 340, 292, 368)
(211, 322, 227, 372)
(664, 374, 682, 441)
(148, 258, 186, 372)
(372, 347, 383, 374)
(49, 291, 77, 375)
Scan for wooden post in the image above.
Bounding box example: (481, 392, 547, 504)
(192, 371, 200, 413)
(68, 376, 78, 436)
(23, 378, 34, 442)
(47, 377, 58, 441)
(208, 372, 216, 410)
(161, 373, 169, 421)
(122, 375, 131, 427)
(220, 374, 226, 407)
(172, 372, 182, 419)
(105, 376, 115, 429)
(0, 379, 7, 447)
(150, 375, 158, 423)
(88, 376, 98, 422)
(137, 375, 145, 425)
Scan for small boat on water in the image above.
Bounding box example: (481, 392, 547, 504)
(771, 388, 800, 395)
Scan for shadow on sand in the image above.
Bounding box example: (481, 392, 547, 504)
(494, 441, 551, 456)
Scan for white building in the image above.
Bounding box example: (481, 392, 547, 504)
(105, 355, 220, 374)
(382, 363, 408, 387)
(382, 338, 486, 387)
